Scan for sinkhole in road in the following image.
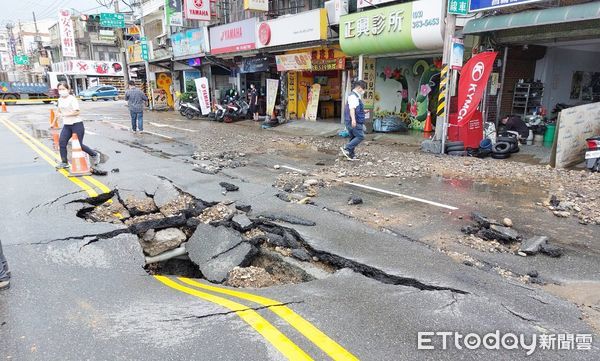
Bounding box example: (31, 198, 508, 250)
(72, 180, 468, 293)
(74, 186, 337, 288)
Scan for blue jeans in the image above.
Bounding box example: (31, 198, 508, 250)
(344, 125, 365, 157)
(0, 238, 9, 281)
(130, 110, 143, 131)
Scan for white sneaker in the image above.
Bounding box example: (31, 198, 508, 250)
(340, 146, 352, 160)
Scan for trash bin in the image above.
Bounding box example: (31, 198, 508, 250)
(544, 124, 556, 143)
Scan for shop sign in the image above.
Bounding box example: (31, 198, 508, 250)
(165, 0, 183, 26)
(340, 0, 444, 56)
(58, 9, 77, 58)
(126, 26, 140, 35)
(450, 37, 464, 70)
(256, 9, 327, 49)
(469, 0, 543, 12)
(140, 37, 149, 61)
(266, 79, 279, 117)
(456, 52, 497, 126)
(287, 72, 298, 117)
(13, 55, 29, 65)
(100, 12, 125, 28)
(305, 84, 321, 121)
(184, 0, 211, 21)
(127, 43, 144, 63)
(152, 88, 168, 109)
(244, 0, 268, 11)
(172, 28, 209, 57)
(99, 30, 115, 41)
(275, 53, 312, 72)
(448, 0, 469, 15)
(357, 0, 395, 9)
(194, 77, 211, 115)
(312, 58, 345, 72)
(239, 57, 270, 73)
(362, 58, 376, 109)
(209, 18, 257, 54)
(52, 60, 124, 77)
(328, 0, 349, 25)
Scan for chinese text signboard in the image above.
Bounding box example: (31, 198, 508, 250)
(448, 0, 469, 15)
(166, 0, 183, 27)
(244, 0, 268, 11)
(58, 9, 77, 58)
(140, 37, 149, 61)
(275, 53, 312, 72)
(100, 13, 125, 28)
(362, 58, 376, 109)
(312, 58, 345, 72)
(339, 0, 444, 56)
(469, 0, 543, 12)
(14, 55, 29, 65)
(172, 28, 208, 57)
(209, 18, 257, 54)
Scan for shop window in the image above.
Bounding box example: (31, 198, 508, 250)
(309, 0, 324, 9)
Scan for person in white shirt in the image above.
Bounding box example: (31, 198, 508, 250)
(55, 83, 99, 169)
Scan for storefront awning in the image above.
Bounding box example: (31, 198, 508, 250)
(463, 2, 600, 35)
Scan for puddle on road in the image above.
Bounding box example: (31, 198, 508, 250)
(544, 281, 600, 333)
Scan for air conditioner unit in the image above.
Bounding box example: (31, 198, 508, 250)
(325, 0, 348, 25)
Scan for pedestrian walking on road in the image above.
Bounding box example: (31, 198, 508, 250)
(125, 81, 148, 133)
(55, 83, 99, 170)
(248, 84, 259, 120)
(341, 80, 367, 161)
(0, 239, 10, 290)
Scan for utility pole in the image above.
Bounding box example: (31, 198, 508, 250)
(114, 0, 130, 83)
(434, 2, 456, 154)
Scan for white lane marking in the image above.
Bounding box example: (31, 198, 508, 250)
(141, 130, 174, 140)
(281, 165, 307, 173)
(87, 130, 97, 135)
(344, 181, 459, 210)
(102, 120, 128, 129)
(149, 122, 198, 133)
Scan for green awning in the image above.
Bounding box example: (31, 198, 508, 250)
(463, 2, 600, 34)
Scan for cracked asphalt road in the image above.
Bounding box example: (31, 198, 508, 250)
(0, 102, 598, 360)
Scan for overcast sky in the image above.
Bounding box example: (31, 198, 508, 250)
(2, 0, 124, 27)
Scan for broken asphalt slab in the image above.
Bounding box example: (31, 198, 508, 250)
(198, 242, 258, 283)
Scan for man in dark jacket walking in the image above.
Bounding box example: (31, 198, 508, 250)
(341, 80, 367, 160)
(125, 81, 148, 133)
(0, 239, 10, 290)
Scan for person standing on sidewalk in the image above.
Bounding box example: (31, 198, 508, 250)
(55, 83, 99, 170)
(341, 80, 367, 161)
(0, 239, 11, 290)
(125, 81, 148, 133)
(248, 84, 259, 120)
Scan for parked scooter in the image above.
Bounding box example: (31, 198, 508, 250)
(585, 136, 600, 172)
(223, 98, 250, 123)
(180, 99, 202, 119)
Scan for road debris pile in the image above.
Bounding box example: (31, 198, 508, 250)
(542, 193, 600, 225)
(191, 150, 248, 175)
(76, 179, 332, 288)
(273, 172, 329, 204)
(461, 212, 563, 258)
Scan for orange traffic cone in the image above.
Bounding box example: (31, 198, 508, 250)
(423, 111, 433, 132)
(69, 134, 91, 176)
(49, 109, 59, 129)
(50, 128, 60, 151)
(1, 102, 7, 113)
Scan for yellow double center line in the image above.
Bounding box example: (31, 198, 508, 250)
(0, 117, 111, 197)
(155, 276, 359, 361)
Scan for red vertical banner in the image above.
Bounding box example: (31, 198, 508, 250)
(456, 52, 498, 126)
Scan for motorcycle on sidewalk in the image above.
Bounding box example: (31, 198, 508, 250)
(585, 136, 600, 172)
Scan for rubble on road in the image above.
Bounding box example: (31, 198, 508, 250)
(197, 203, 235, 224)
(255, 213, 316, 226)
(224, 266, 277, 288)
(87, 197, 130, 223)
(460, 212, 562, 257)
(120, 190, 158, 216)
(219, 182, 239, 192)
(159, 194, 195, 217)
(232, 214, 253, 232)
(140, 228, 186, 256)
(348, 196, 363, 205)
(191, 150, 248, 175)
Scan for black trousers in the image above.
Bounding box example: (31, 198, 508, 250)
(59, 122, 97, 163)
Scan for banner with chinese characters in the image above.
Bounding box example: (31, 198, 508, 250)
(339, 0, 444, 56)
(275, 53, 312, 71)
(305, 84, 321, 121)
(58, 9, 77, 58)
(312, 58, 345, 72)
(266, 79, 279, 117)
(52, 60, 124, 76)
(287, 72, 298, 118)
(362, 58, 376, 109)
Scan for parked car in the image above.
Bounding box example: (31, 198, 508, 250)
(80, 85, 119, 101)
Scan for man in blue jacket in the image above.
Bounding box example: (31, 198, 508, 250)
(341, 80, 367, 161)
(125, 81, 149, 133)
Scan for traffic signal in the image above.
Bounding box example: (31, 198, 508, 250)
(80, 14, 100, 23)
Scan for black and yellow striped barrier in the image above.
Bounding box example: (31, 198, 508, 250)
(437, 65, 449, 118)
